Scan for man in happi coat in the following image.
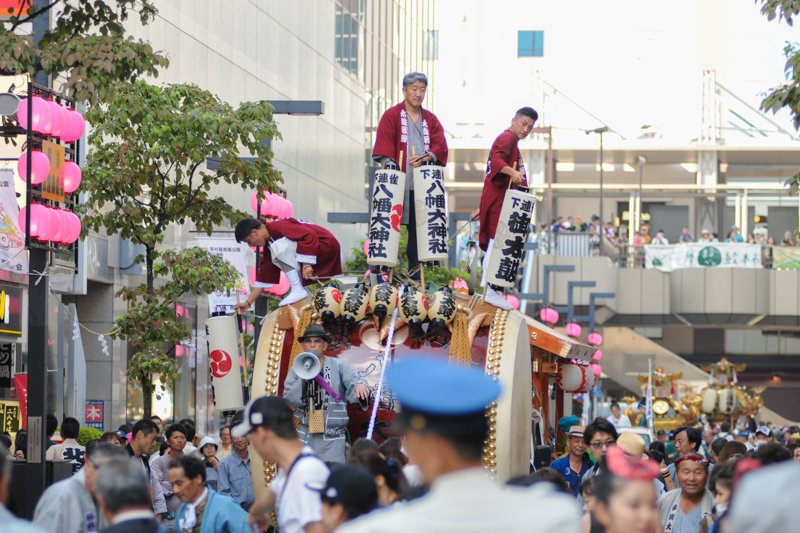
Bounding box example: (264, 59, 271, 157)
(477, 107, 537, 308)
(235, 216, 342, 308)
(372, 71, 448, 278)
(283, 324, 369, 464)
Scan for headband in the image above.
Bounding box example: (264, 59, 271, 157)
(605, 445, 660, 481)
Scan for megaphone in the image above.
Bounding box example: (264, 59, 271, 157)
(293, 351, 322, 380)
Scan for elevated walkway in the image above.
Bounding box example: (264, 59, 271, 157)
(599, 326, 794, 426)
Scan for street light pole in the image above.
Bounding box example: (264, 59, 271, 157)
(586, 127, 609, 223)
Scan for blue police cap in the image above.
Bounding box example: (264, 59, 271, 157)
(387, 357, 501, 416)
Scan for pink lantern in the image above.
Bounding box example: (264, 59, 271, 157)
(590, 364, 603, 378)
(593, 349, 603, 361)
(66, 211, 82, 244)
(565, 322, 582, 337)
(264, 271, 290, 296)
(504, 294, 520, 310)
(546, 307, 559, 325)
(250, 191, 272, 215)
(40, 100, 62, 136)
(281, 198, 294, 218)
(61, 161, 82, 194)
(363, 239, 370, 255)
(50, 104, 69, 138)
(18, 204, 48, 237)
(18, 150, 51, 185)
(47, 208, 64, 242)
(56, 209, 73, 244)
(16, 95, 49, 132)
(587, 331, 603, 346)
(61, 109, 85, 142)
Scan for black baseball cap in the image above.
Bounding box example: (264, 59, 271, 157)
(307, 464, 378, 519)
(232, 395, 294, 438)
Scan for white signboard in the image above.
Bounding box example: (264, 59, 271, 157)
(485, 189, 536, 288)
(0, 169, 28, 275)
(196, 237, 250, 313)
(413, 165, 448, 262)
(367, 169, 405, 267)
(644, 243, 762, 272)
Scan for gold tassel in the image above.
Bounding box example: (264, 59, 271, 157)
(448, 307, 472, 365)
(288, 305, 315, 371)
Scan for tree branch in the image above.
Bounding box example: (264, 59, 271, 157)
(8, 0, 62, 31)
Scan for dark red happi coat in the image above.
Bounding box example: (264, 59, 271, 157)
(478, 130, 527, 251)
(372, 102, 448, 169)
(256, 218, 342, 287)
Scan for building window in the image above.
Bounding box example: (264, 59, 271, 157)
(423, 30, 439, 60)
(335, 0, 364, 76)
(517, 30, 544, 57)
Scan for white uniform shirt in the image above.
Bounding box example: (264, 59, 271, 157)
(607, 414, 632, 430)
(269, 448, 329, 533)
(338, 467, 581, 533)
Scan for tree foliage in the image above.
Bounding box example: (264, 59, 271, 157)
(758, 0, 800, 192)
(0, 0, 167, 103)
(82, 80, 282, 413)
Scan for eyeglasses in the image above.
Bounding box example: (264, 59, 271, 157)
(589, 440, 616, 449)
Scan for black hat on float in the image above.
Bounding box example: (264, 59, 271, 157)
(297, 323, 332, 344)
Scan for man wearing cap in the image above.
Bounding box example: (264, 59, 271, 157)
(754, 426, 772, 448)
(658, 454, 713, 533)
(372, 72, 448, 278)
(235, 396, 329, 533)
(307, 464, 378, 532)
(668, 426, 703, 489)
(549, 426, 594, 496)
(283, 323, 369, 464)
(338, 357, 580, 533)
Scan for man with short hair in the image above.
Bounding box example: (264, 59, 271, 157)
(125, 419, 168, 517)
(149, 415, 163, 433)
(0, 444, 44, 531)
(372, 71, 448, 279)
(238, 396, 330, 533)
(668, 426, 703, 488)
(658, 454, 713, 533)
(169, 454, 249, 533)
(46, 416, 86, 473)
(217, 435, 254, 510)
(34, 442, 128, 533)
(177, 419, 197, 455)
(234, 216, 343, 308)
(549, 426, 594, 496)
(283, 323, 369, 464)
(581, 418, 619, 483)
(150, 423, 188, 519)
(46, 414, 59, 448)
(337, 358, 580, 533)
(95, 458, 162, 533)
(606, 402, 632, 431)
(477, 106, 538, 308)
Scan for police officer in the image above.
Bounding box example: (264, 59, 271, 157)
(338, 357, 581, 533)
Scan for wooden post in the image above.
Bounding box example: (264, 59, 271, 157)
(235, 292, 250, 394)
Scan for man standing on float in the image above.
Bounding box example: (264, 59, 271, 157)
(477, 107, 537, 308)
(372, 72, 448, 279)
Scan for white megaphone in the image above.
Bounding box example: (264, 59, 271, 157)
(293, 351, 322, 380)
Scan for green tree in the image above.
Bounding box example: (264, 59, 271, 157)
(0, 0, 167, 103)
(758, 0, 800, 192)
(82, 80, 282, 415)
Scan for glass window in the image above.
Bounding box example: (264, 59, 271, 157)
(335, 0, 364, 77)
(424, 30, 439, 60)
(518, 30, 544, 57)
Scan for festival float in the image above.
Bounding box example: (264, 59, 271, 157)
(235, 165, 596, 492)
(696, 357, 764, 426)
(625, 368, 701, 432)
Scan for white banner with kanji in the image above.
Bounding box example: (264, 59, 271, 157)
(644, 243, 762, 272)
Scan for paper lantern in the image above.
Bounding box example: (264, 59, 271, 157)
(587, 331, 603, 346)
(61, 161, 82, 194)
(341, 283, 369, 327)
(280, 197, 293, 218)
(47, 208, 65, 242)
(61, 108, 85, 142)
(565, 322, 582, 338)
(428, 288, 456, 326)
(18, 204, 48, 237)
(504, 294, 520, 310)
(313, 285, 343, 323)
(16, 95, 48, 132)
(399, 286, 428, 325)
(539, 307, 559, 325)
(592, 349, 603, 361)
(50, 103, 69, 138)
(368, 282, 398, 320)
(64, 211, 82, 244)
(40, 100, 62, 136)
(17, 150, 51, 185)
(250, 191, 268, 214)
(56, 209, 73, 244)
(590, 364, 603, 378)
(557, 363, 595, 393)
